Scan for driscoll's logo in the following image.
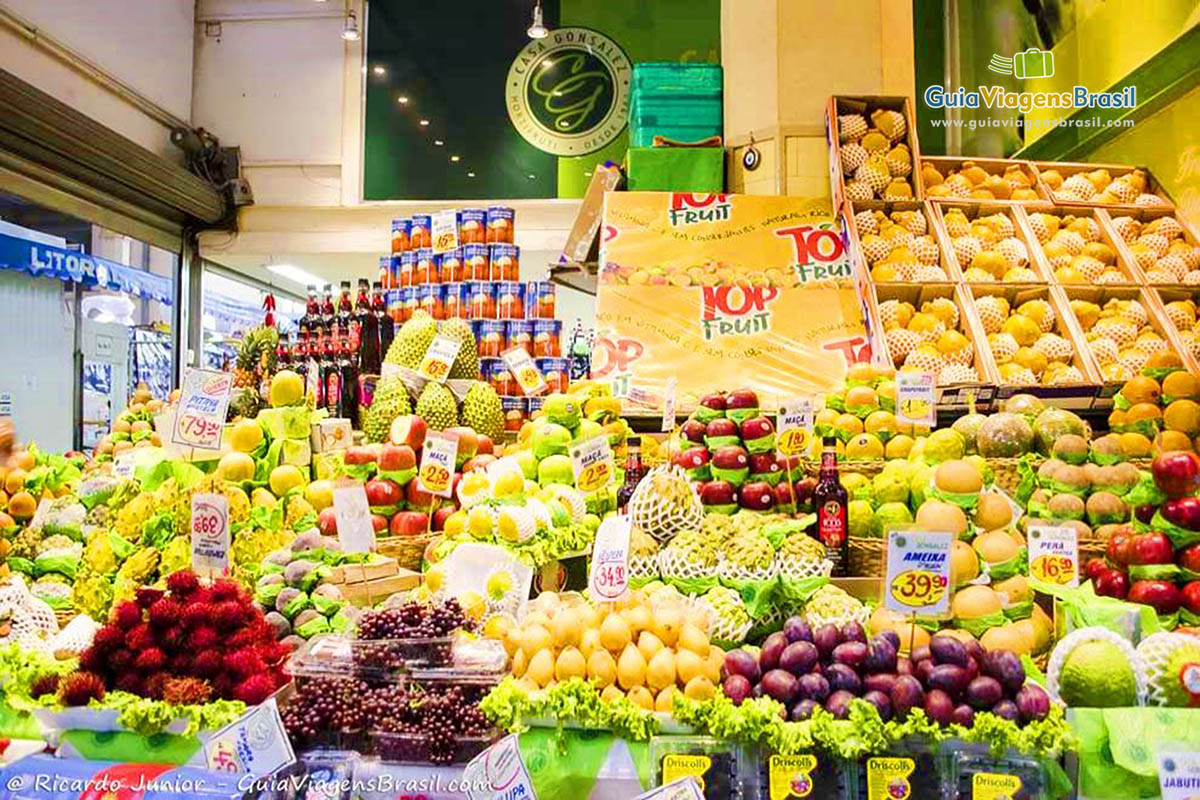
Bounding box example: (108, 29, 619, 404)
(669, 193, 731, 226)
(700, 285, 778, 341)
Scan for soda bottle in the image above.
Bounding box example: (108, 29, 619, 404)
(373, 281, 394, 357)
(617, 436, 644, 514)
(358, 281, 381, 375)
(320, 284, 335, 332)
(814, 436, 849, 576)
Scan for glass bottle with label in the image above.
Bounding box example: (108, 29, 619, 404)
(293, 329, 308, 389)
(354, 278, 370, 350)
(617, 436, 644, 513)
(814, 436, 849, 575)
(321, 324, 341, 417)
(336, 280, 354, 334)
(358, 282, 381, 376)
(276, 333, 291, 369)
(337, 322, 360, 426)
(320, 284, 335, 332)
(300, 285, 318, 337)
(307, 325, 324, 408)
(373, 281, 394, 357)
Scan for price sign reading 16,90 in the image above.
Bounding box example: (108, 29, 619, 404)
(1028, 525, 1078, 587)
(884, 530, 952, 616)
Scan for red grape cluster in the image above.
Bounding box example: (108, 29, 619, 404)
(282, 677, 375, 747)
(355, 599, 475, 669)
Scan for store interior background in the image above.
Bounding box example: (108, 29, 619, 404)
(0, 0, 1197, 449)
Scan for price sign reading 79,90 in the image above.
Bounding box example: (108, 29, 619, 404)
(173, 368, 233, 451)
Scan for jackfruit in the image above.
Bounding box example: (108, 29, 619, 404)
(439, 318, 481, 380)
(459, 381, 504, 441)
(362, 375, 413, 443)
(415, 381, 458, 431)
(385, 310, 438, 369)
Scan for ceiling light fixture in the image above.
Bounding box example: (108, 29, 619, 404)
(527, 1, 548, 39)
(267, 263, 325, 288)
(450, 155, 461, 162)
(419, 119, 430, 126)
(372, 65, 386, 75)
(434, 139, 444, 146)
(467, 172, 476, 178)
(397, 95, 409, 104)
(341, 9, 360, 41)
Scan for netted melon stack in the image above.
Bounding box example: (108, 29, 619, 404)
(938, 206, 1039, 284)
(836, 107, 914, 201)
(1024, 211, 1131, 285)
(1108, 214, 1200, 285)
(970, 292, 1084, 386)
(852, 207, 948, 282)
(1063, 295, 1185, 383)
(877, 293, 983, 385)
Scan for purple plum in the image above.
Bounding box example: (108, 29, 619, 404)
(965, 676, 1004, 709)
(929, 634, 970, 667)
(723, 674, 752, 706)
(952, 704, 975, 727)
(1016, 684, 1050, 723)
(981, 649, 1026, 695)
(826, 662, 862, 695)
(863, 689, 892, 722)
(760, 632, 788, 672)
(790, 698, 818, 721)
(891, 675, 924, 720)
(783, 616, 813, 644)
(832, 641, 869, 670)
(797, 673, 831, 702)
(813, 624, 843, 659)
(992, 699, 1020, 722)
(779, 641, 820, 676)
(924, 688, 954, 725)
(826, 689, 855, 719)
(723, 649, 761, 683)
(761, 669, 799, 703)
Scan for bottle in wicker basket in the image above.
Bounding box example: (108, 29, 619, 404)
(814, 437, 849, 576)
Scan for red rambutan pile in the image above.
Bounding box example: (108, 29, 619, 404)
(148, 598, 182, 629)
(111, 601, 141, 630)
(114, 673, 144, 695)
(232, 674, 275, 705)
(224, 649, 267, 679)
(143, 672, 170, 700)
(213, 600, 245, 631)
(188, 626, 220, 650)
(162, 677, 213, 705)
(90, 625, 125, 654)
(77, 648, 104, 674)
(108, 649, 134, 673)
(58, 672, 106, 707)
(191, 649, 222, 677)
(29, 674, 60, 699)
(125, 623, 154, 653)
(165, 570, 200, 596)
(211, 580, 241, 602)
(181, 603, 210, 629)
(135, 587, 165, 609)
(135, 648, 166, 673)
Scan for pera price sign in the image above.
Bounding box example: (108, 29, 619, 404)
(173, 368, 233, 451)
(885, 530, 952, 615)
(190, 493, 230, 575)
(1028, 525, 1078, 586)
(501, 346, 547, 396)
(895, 371, 936, 427)
(570, 435, 615, 494)
(333, 481, 375, 553)
(588, 515, 632, 601)
(776, 397, 815, 456)
(418, 334, 462, 383)
(417, 432, 458, 498)
(431, 209, 459, 254)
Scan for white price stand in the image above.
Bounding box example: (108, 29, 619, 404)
(1028, 524, 1079, 587)
(588, 515, 632, 601)
(895, 371, 936, 428)
(417, 432, 459, 498)
(1159, 751, 1200, 800)
(333, 481, 376, 553)
(883, 530, 952, 617)
(191, 493, 230, 577)
(172, 368, 233, 451)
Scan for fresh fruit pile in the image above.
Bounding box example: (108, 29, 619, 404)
(972, 294, 1083, 385)
(877, 296, 982, 384)
(1040, 167, 1166, 207)
(1024, 212, 1128, 285)
(1161, 298, 1200, 361)
(1066, 296, 1184, 384)
(355, 597, 477, 669)
(253, 531, 360, 645)
(940, 207, 1039, 283)
(92, 383, 164, 460)
(852, 208, 949, 282)
(1107, 372, 1200, 455)
(836, 108, 913, 201)
(1110, 214, 1200, 285)
(921, 160, 1041, 201)
(228, 326, 279, 420)
(722, 620, 1052, 729)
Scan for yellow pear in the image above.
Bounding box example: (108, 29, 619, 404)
(704, 645, 725, 683)
(646, 648, 677, 691)
(677, 623, 710, 657)
(675, 649, 707, 685)
(621, 604, 652, 635)
(587, 649, 617, 688)
(511, 648, 528, 678)
(617, 644, 647, 689)
(600, 684, 624, 703)
(599, 613, 633, 652)
(627, 686, 655, 710)
(637, 631, 665, 662)
(551, 608, 581, 649)
(520, 625, 552, 656)
(580, 628, 601, 659)
(651, 605, 683, 646)
(554, 647, 587, 682)
(683, 675, 717, 700)
(526, 649, 555, 687)
(655, 687, 680, 713)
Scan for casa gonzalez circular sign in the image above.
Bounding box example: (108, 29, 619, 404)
(506, 27, 631, 157)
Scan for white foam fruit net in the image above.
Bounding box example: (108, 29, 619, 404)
(1047, 626, 1149, 706)
(804, 603, 871, 631)
(50, 614, 101, 656)
(657, 548, 715, 582)
(1136, 631, 1200, 707)
(0, 575, 59, 653)
(717, 556, 778, 584)
(693, 589, 753, 643)
(776, 556, 834, 581)
(629, 465, 704, 543)
(628, 553, 660, 581)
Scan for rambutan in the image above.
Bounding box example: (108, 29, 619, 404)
(58, 672, 106, 707)
(108, 649, 134, 674)
(212, 601, 244, 632)
(224, 649, 266, 679)
(148, 598, 182, 629)
(135, 648, 167, 673)
(212, 673, 236, 700)
(111, 601, 142, 630)
(226, 629, 255, 651)
(165, 570, 200, 596)
(168, 654, 192, 675)
(211, 580, 241, 602)
(162, 677, 213, 706)
(160, 626, 186, 653)
(29, 674, 60, 698)
(180, 602, 211, 630)
(78, 648, 103, 674)
(124, 623, 155, 653)
(135, 587, 165, 609)
(186, 587, 214, 607)
(256, 642, 291, 667)
(232, 674, 275, 705)
(90, 625, 125, 654)
(188, 626, 219, 650)
(114, 673, 144, 695)
(143, 672, 170, 700)
(190, 649, 222, 678)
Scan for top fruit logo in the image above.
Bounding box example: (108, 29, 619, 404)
(668, 193, 732, 226)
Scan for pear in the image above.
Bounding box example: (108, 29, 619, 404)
(599, 613, 632, 652)
(675, 649, 706, 685)
(551, 608, 581, 649)
(646, 648, 677, 691)
(520, 624, 552, 656)
(555, 646, 586, 682)
(600, 684, 624, 703)
(627, 686, 655, 710)
(526, 649, 555, 687)
(651, 606, 682, 646)
(511, 648, 528, 679)
(677, 623, 710, 657)
(655, 687, 680, 713)
(637, 631, 665, 662)
(580, 628, 601, 659)
(617, 644, 647, 690)
(683, 675, 716, 700)
(587, 649, 617, 688)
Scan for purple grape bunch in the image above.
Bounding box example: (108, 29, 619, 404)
(355, 598, 475, 668)
(721, 619, 1051, 727)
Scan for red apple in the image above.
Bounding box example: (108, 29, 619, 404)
(680, 419, 707, 444)
(1181, 582, 1200, 614)
(390, 510, 430, 537)
(1163, 496, 1200, 531)
(365, 478, 403, 508)
(698, 480, 737, 512)
(1107, 530, 1134, 566)
(1135, 504, 1158, 525)
(673, 445, 711, 469)
(1153, 450, 1200, 498)
(389, 415, 428, 449)
(778, 454, 804, 481)
(725, 388, 759, 412)
(1094, 568, 1129, 599)
(774, 482, 798, 512)
(792, 477, 818, 509)
(462, 454, 497, 473)
(432, 506, 457, 532)
(1129, 532, 1175, 565)
(1178, 543, 1200, 573)
(445, 426, 479, 467)
(406, 478, 440, 513)
(371, 514, 389, 533)
(1084, 558, 1108, 582)
(739, 481, 775, 511)
(740, 416, 775, 442)
(317, 507, 338, 537)
(705, 418, 739, 441)
(343, 445, 377, 465)
(750, 452, 781, 477)
(476, 435, 494, 455)
(698, 393, 726, 414)
(1127, 580, 1183, 615)
(378, 443, 416, 473)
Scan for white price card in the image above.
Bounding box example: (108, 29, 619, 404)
(333, 481, 375, 554)
(417, 431, 458, 498)
(570, 435, 615, 494)
(884, 530, 952, 616)
(776, 397, 815, 456)
(191, 492, 230, 575)
(204, 698, 295, 777)
(113, 453, 137, 480)
(502, 346, 547, 396)
(418, 334, 462, 383)
(431, 209, 459, 254)
(1028, 524, 1079, 587)
(172, 368, 233, 451)
(895, 371, 936, 427)
(1159, 751, 1200, 800)
(588, 515, 632, 601)
(464, 734, 537, 800)
(661, 377, 677, 433)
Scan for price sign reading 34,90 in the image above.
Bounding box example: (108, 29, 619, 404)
(884, 530, 952, 616)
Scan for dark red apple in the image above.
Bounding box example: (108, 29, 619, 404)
(1084, 558, 1108, 583)
(1153, 450, 1200, 498)
(696, 393, 727, 422)
(389, 415, 428, 449)
(749, 452, 783, 484)
(680, 419, 707, 444)
(1107, 530, 1134, 567)
(317, 507, 338, 537)
(432, 506, 457, 532)
(444, 426, 479, 467)
(710, 445, 751, 486)
(476, 435, 494, 455)
(343, 445, 377, 465)
(1178, 543, 1200, 573)
(406, 479, 440, 514)
(705, 417, 740, 446)
(740, 416, 774, 439)
(390, 510, 430, 536)
(378, 443, 416, 473)
(792, 477, 818, 510)
(1093, 568, 1129, 599)
(774, 482, 798, 513)
(672, 446, 711, 481)
(365, 478, 403, 508)
(778, 454, 805, 482)
(1136, 504, 1158, 525)
(698, 480, 737, 514)
(1127, 580, 1183, 615)
(1181, 582, 1200, 614)
(370, 514, 389, 533)
(1163, 496, 1200, 531)
(725, 389, 759, 412)
(1129, 532, 1175, 565)
(739, 481, 775, 511)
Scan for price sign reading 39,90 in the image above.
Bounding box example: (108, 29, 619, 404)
(884, 530, 952, 616)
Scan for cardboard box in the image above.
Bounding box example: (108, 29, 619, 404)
(313, 450, 345, 480)
(311, 418, 353, 453)
(826, 95, 923, 211)
(559, 163, 622, 266)
(928, 201, 1051, 283)
(339, 570, 422, 605)
(326, 556, 400, 585)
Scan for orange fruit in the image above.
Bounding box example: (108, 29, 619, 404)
(7, 491, 36, 521)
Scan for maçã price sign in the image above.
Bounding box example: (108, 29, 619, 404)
(1028, 524, 1078, 587)
(501, 346, 547, 396)
(570, 435, 615, 494)
(418, 334, 462, 383)
(588, 515, 632, 601)
(172, 368, 233, 451)
(776, 397, 815, 456)
(895, 371, 936, 428)
(333, 481, 375, 553)
(885, 530, 952, 615)
(190, 492, 230, 576)
(417, 432, 458, 498)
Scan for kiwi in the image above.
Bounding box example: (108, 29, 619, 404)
(1046, 493, 1085, 520)
(1052, 434, 1089, 465)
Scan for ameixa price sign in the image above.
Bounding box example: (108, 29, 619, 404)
(884, 530, 952, 616)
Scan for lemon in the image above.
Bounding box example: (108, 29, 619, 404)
(217, 451, 256, 482)
(426, 565, 446, 593)
(269, 370, 305, 407)
(268, 464, 305, 496)
(486, 570, 514, 600)
(229, 418, 264, 453)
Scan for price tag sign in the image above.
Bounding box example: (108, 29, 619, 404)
(380, 362, 403, 379)
(885, 530, 952, 615)
(588, 515, 632, 601)
(204, 698, 295, 776)
(333, 481, 375, 553)
(1028, 525, 1078, 586)
(113, 453, 137, 479)
(464, 734, 536, 800)
(776, 397, 815, 456)
(172, 368, 233, 451)
(570, 435, 615, 494)
(661, 378, 677, 433)
(417, 432, 458, 498)
(432, 209, 459, 253)
(418, 334, 462, 383)
(502, 346, 547, 396)
(191, 493, 230, 575)
(1159, 751, 1200, 800)
(896, 371, 936, 427)
(0, 392, 11, 417)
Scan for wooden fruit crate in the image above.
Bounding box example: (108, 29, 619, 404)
(845, 199, 958, 284)
(929, 201, 1051, 284)
(1032, 161, 1175, 212)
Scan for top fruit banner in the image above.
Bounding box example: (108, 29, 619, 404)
(594, 193, 871, 409)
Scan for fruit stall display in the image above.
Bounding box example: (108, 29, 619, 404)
(934, 203, 1048, 284)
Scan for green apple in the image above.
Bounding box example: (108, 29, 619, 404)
(574, 419, 603, 443)
(537, 454, 575, 486)
(541, 393, 582, 429)
(532, 422, 572, 460)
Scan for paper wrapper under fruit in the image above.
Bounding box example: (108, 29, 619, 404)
(693, 596, 753, 648)
(657, 549, 718, 596)
(1150, 509, 1200, 550)
(1002, 599, 1034, 621)
(595, 193, 871, 411)
(1135, 631, 1200, 706)
(983, 547, 1027, 583)
(1047, 626, 1150, 706)
(629, 465, 704, 543)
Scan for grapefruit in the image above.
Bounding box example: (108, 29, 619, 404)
(217, 451, 256, 482)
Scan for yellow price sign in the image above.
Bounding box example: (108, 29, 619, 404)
(420, 356, 450, 381)
(577, 461, 612, 493)
(570, 435, 615, 494)
(1030, 553, 1075, 584)
(895, 372, 936, 427)
(888, 569, 948, 609)
(419, 462, 451, 493)
(418, 335, 461, 383)
(1028, 524, 1078, 587)
(777, 427, 811, 456)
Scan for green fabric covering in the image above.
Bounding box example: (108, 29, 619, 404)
(520, 728, 650, 797)
(1070, 708, 1200, 799)
(625, 147, 724, 192)
(57, 729, 203, 765)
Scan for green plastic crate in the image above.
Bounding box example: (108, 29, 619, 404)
(630, 62, 723, 147)
(632, 62, 723, 94)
